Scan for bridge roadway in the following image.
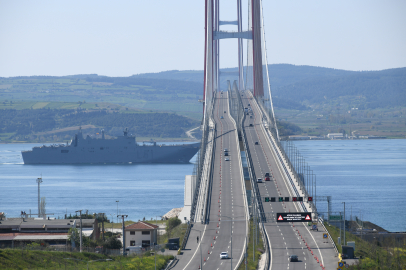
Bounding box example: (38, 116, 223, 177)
(241, 90, 338, 270)
(174, 92, 248, 270)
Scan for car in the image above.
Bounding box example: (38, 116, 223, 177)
(265, 177, 270, 181)
(225, 157, 230, 161)
(250, 116, 252, 118)
(224, 148, 228, 152)
(220, 252, 229, 259)
(220, 116, 224, 119)
(248, 104, 250, 106)
(246, 113, 249, 115)
(249, 124, 253, 127)
(255, 142, 259, 145)
(257, 178, 262, 183)
(289, 255, 298, 262)
(225, 152, 229, 156)
(265, 172, 270, 177)
(224, 111, 226, 113)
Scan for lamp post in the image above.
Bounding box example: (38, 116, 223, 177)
(118, 214, 128, 255)
(342, 202, 346, 246)
(36, 177, 43, 218)
(116, 201, 119, 224)
(75, 210, 83, 252)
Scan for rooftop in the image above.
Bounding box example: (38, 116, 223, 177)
(125, 222, 159, 231)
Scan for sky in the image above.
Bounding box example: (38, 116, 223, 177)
(0, 0, 405, 77)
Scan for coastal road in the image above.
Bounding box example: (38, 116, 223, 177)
(241, 90, 338, 270)
(174, 92, 248, 270)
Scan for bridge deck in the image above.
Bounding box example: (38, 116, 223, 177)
(241, 91, 338, 270)
(174, 92, 248, 270)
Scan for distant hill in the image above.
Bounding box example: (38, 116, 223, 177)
(1, 64, 404, 115)
(134, 64, 406, 109)
(271, 66, 406, 109)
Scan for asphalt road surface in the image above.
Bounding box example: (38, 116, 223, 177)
(174, 92, 249, 270)
(241, 91, 338, 270)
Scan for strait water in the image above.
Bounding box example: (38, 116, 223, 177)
(1, 139, 405, 231)
(0, 142, 196, 223)
(290, 139, 406, 232)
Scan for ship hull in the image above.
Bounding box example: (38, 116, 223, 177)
(22, 143, 200, 164)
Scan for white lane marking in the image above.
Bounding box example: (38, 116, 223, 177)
(181, 224, 207, 270)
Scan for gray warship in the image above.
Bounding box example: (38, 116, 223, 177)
(22, 128, 200, 164)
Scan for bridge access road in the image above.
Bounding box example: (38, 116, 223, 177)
(241, 90, 338, 270)
(174, 91, 249, 270)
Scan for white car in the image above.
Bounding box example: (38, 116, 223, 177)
(225, 157, 230, 161)
(257, 178, 263, 183)
(220, 252, 229, 259)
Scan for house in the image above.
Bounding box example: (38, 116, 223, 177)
(124, 222, 158, 248)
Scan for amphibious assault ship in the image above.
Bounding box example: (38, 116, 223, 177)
(22, 128, 200, 164)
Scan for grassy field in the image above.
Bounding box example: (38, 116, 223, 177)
(324, 222, 406, 269)
(0, 76, 203, 118)
(0, 249, 174, 270)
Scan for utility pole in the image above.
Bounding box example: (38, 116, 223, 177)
(339, 211, 342, 245)
(116, 201, 119, 224)
(75, 210, 83, 252)
(118, 214, 128, 255)
(343, 202, 346, 246)
(36, 177, 43, 218)
(102, 213, 105, 241)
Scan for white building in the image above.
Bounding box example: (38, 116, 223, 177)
(124, 221, 158, 248)
(327, 133, 344, 139)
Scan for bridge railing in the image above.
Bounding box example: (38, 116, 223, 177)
(202, 119, 216, 224)
(189, 94, 216, 223)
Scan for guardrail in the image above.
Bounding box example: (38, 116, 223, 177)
(189, 94, 216, 223)
(319, 217, 339, 255)
(203, 124, 216, 224)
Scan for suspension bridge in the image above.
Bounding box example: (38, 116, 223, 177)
(171, 1, 339, 269)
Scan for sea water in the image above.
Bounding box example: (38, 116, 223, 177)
(1, 139, 405, 231)
(291, 139, 406, 232)
(0, 143, 196, 223)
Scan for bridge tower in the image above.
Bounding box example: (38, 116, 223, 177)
(203, 0, 279, 140)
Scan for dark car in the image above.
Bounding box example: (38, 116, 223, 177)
(255, 142, 259, 145)
(265, 172, 270, 177)
(289, 255, 298, 262)
(249, 124, 253, 127)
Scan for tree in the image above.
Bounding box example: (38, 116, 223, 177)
(103, 236, 122, 249)
(167, 217, 181, 231)
(68, 228, 80, 247)
(166, 217, 181, 238)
